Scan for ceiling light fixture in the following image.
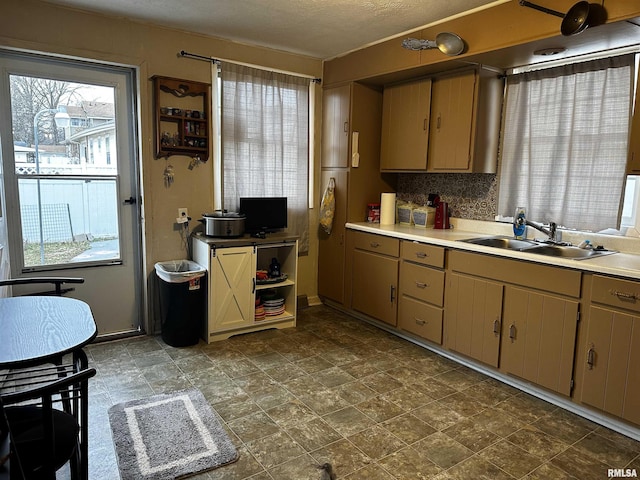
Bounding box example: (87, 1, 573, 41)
(533, 47, 567, 56)
(519, 1, 607, 36)
(401, 32, 466, 56)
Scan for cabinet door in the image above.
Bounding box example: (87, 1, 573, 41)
(380, 79, 431, 171)
(627, 67, 640, 173)
(445, 273, 503, 367)
(581, 306, 640, 424)
(209, 246, 255, 332)
(428, 71, 476, 172)
(351, 249, 398, 326)
(322, 84, 350, 168)
(318, 170, 348, 304)
(501, 287, 578, 396)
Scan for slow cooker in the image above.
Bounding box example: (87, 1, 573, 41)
(200, 211, 245, 237)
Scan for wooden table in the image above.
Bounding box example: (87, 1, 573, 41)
(0, 296, 97, 369)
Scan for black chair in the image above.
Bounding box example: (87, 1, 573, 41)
(0, 277, 84, 297)
(0, 362, 96, 480)
(0, 277, 93, 479)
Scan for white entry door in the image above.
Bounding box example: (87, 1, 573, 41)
(0, 51, 142, 338)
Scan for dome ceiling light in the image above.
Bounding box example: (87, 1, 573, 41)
(519, 1, 607, 36)
(401, 32, 466, 56)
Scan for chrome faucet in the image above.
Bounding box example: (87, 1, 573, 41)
(515, 217, 561, 243)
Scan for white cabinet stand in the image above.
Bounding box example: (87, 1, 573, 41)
(192, 235, 298, 342)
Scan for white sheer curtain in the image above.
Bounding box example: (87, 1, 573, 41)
(221, 63, 310, 252)
(498, 54, 634, 232)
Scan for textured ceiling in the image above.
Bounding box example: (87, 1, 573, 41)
(40, 0, 500, 59)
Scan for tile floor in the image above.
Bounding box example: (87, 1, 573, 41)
(82, 305, 640, 479)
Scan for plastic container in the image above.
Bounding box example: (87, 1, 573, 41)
(155, 260, 206, 347)
(513, 207, 526, 240)
(397, 203, 414, 225)
(412, 206, 436, 227)
(366, 203, 380, 223)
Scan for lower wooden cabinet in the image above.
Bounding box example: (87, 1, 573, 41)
(192, 236, 298, 342)
(351, 248, 399, 326)
(501, 286, 579, 396)
(398, 241, 445, 344)
(579, 275, 640, 424)
(349, 231, 399, 326)
(445, 273, 503, 367)
(446, 249, 581, 392)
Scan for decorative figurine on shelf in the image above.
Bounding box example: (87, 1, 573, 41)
(269, 258, 281, 278)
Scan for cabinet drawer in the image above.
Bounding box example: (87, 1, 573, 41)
(592, 275, 640, 314)
(399, 261, 444, 306)
(401, 241, 444, 268)
(352, 231, 399, 257)
(398, 296, 443, 344)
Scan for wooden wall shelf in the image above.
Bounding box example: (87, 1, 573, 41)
(152, 75, 210, 161)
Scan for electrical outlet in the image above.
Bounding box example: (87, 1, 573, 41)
(178, 208, 188, 218)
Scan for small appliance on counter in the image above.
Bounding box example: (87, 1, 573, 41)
(434, 202, 451, 229)
(200, 211, 245, 237)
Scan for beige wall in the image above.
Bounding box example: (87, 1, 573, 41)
(0, 0, 323, 324)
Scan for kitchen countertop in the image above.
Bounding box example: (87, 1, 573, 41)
(347, 221, 640, 281)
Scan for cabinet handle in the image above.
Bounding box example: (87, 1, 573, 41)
(493, 318, 500, 335)
(437, 114, 442, 130)
(509, 323, 516, 341)
(415, 252, 428, 259)
(370, 242, 380, 248)
(587, 345, 595, 370)
(252, 278, 256, 294)
(414, 317, 426, 326)
(343, 121, 349, 133)
(610, 289, 639, 301)
(390, 285, 396, 303)
(423, 118, 428, 131)
(415, 281, 429, 289)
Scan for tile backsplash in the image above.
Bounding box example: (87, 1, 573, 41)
(397, 173, 497, 221)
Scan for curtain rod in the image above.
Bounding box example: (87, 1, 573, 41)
(179, 50, 321, 83)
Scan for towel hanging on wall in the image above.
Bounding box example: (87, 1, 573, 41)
(319, 177, 336, 235)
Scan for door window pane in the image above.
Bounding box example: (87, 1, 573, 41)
(10, 74, 121, 268)
(18, 177, 120, 267)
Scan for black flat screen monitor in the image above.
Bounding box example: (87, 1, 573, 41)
(239, 197, 288, 234)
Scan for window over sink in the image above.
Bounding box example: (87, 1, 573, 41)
(498, 53, 636, 235)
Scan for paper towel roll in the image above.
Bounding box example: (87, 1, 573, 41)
(380, 193, 396, 225)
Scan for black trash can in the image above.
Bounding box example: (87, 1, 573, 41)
(155, 260, 206, 347)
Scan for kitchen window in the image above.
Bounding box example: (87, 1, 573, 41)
(498, 53, 635, 233)
(218, 63, 311, 253)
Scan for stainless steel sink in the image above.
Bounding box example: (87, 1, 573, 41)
(460, 235, 540, 251)
(459, 235, 616, 260)
(525, 244, 617, 260)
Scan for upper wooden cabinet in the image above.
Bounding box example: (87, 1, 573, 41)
(380, 79, 431, 171)
(427, 68, 502, 173)
(626, 67, 640, 174)
(379, 68, 502, 173)
(152, 76, 210, 161)
(321, 84, 351, 168)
